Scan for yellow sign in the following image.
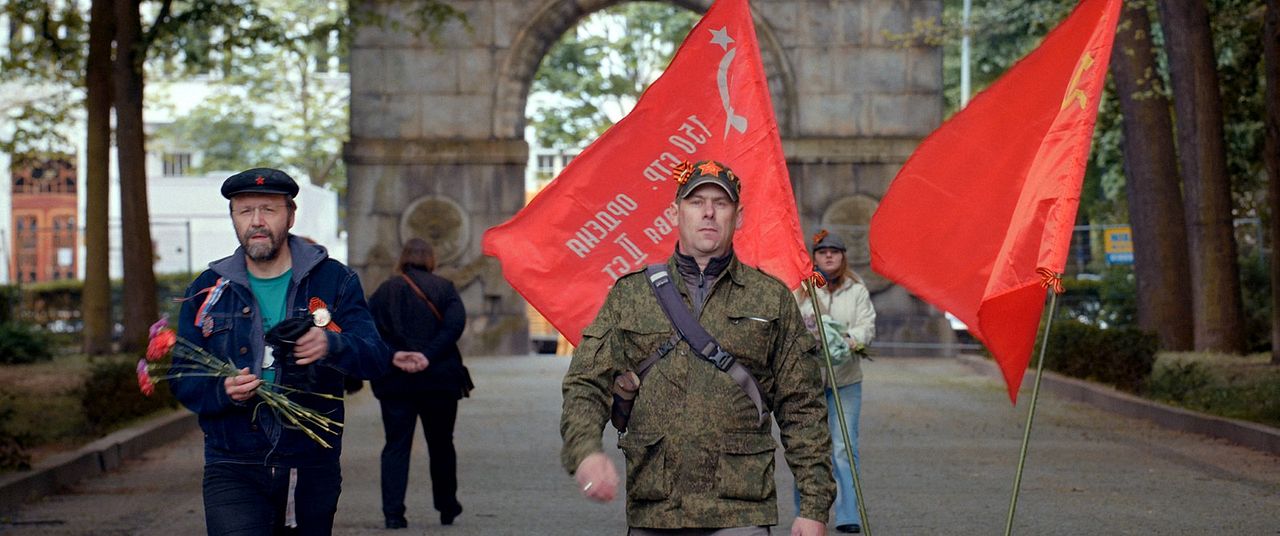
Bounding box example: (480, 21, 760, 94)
(1104, 226, 1133, 265)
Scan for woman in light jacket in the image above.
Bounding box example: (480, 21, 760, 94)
(796, 229, 876, 534)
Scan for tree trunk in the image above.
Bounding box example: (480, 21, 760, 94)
(1265, 0, 1280, 364)
(82, 0, 114, 355)
(1156, 0, 1246, 353)
(112, 0, 157, 352)
(1110, 1, 1194, 351)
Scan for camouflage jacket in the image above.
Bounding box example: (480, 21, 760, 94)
(560, 254, 835, 528)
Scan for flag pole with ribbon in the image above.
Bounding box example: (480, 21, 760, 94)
(866, 0, 1122, 532)
(1004, 269, 1065, 535)
(802, 269, 871, 536)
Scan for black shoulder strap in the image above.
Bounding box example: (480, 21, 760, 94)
(644, 264, 769, 425)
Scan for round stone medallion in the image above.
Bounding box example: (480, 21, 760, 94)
(399, 196, 468, 265)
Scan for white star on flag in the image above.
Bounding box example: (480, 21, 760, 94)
(709, 26, 734, 50)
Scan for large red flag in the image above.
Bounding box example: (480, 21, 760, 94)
(869, 0, 1121, 403)
(483, 0, 807, 344)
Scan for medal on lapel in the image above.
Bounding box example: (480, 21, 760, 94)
(308, 297, 341, 332)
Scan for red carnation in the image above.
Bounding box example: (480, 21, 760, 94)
(146, 329, 177, 362)
(136, 359, 155, 397)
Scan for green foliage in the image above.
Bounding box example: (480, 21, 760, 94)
(4, 0, 462, 197)
(1042, 319, 1157, 392)
(0, 322, 53, 364)
(154, 102, 280, 175)
(150, 0, 465, 197)
(930, 0, 1270, 227)
(1239, 252, 1272, 353)
(1208, 0, 1269, 220)
(16, 273, 193, 337)
(0, 390, 31, 471)
(529, 2, 699, 151)
(0, 286, 19, 325)
(1057, 268, 1137, 329)
(1145, 359, 1214, 401)
(80, 358, 176, 434)
(1145, 353, 1280, 428)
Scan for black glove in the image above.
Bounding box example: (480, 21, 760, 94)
(264, 315, 315, 365)
(264, 315, 317, 388)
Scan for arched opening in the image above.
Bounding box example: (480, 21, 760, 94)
(520, 1, 698, 353)
(493, 0, 795, 141)
(497, 0, 797, 354)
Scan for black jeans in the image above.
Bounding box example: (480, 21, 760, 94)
(203, 462, 342, 536)
(378, 391, 460, 520)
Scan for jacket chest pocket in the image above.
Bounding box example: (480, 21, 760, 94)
(720, 310, 777, 367)
(618, 316, 673, 367)
(201, 312, 239, 363)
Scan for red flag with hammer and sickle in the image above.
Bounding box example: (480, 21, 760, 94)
(482, 0, 807, 344)
(870, 0, 1122, 403)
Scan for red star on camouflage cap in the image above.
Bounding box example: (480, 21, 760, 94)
(674, 159, 740, 202)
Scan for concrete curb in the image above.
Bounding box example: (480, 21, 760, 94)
(956, 354, 1280, 455)
(0, 409, 197, 515)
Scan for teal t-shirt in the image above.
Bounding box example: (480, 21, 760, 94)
(248, 269, 292, 332)
(249, 269, 291, 383)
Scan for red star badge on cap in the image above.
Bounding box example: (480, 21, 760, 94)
(255, 176, 265, 185)
(697, 161, 723, 176)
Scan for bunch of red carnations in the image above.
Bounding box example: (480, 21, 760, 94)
(137, 318, 344, 448)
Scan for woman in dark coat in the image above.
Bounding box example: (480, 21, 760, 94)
(368, 238, 468, 529)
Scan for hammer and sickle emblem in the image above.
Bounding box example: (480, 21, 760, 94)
(1061, 53, 1095, 111)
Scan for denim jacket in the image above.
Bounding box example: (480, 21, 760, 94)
(173, 235, 391, 467)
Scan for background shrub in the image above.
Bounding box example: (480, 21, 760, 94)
(1042, 319, 1157, 392)
(0, 322, 53, 364)
(1058, 267, 1136, 328)
(1144, 353, 1280, 428)
(1239, 253, 1272, 353)
(80, 358, 176, 433)
(0, 390, 31, 471)
(1145, 360, 1214, 405)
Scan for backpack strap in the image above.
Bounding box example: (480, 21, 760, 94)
(644, 264, 769, 426)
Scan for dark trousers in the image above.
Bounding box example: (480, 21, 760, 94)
(203, 462, 341, 536)
(378, 391, 460, 520)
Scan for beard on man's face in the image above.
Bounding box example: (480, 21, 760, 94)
(240, 225, 285, 262)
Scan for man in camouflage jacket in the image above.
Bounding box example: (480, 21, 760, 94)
(561, 160, 835, 535)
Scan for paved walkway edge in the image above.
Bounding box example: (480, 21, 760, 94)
(0, 409, 197, 515)
(957, 354, 1280, 455)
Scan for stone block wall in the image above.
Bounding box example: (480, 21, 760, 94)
(347, 0, 951, 356)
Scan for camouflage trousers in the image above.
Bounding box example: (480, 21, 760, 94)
(627, 527, 770, 536)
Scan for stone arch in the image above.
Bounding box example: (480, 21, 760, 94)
(348, 0, 948, 356)
(492, 0, 796, 139)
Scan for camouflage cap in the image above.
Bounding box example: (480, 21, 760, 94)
(673, 160, 740, 202)
(221, 168, 299, 199)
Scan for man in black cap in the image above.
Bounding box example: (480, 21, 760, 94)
(561, 160, 834, 535)
(171, 167, 427, 535)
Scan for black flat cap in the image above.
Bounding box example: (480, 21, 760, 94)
(221, 168, 300, 199)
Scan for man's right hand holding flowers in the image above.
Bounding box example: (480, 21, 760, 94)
(225, 367, 262, 402)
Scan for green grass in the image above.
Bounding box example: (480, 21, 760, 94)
(0, 352, 177, 468)
(1144, 352, 1280, 428)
